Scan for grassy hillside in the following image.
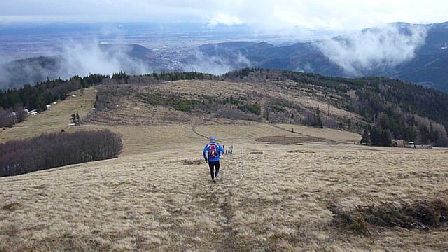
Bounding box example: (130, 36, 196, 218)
(90, 79, 359, 128)
(0, 77, 447, 250)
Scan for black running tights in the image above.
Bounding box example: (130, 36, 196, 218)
(208, 161, 220, 179)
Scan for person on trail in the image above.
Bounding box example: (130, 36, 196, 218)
(203, 136, 224, 183)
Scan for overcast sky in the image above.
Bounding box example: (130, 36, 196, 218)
(0, 0, 447, 30)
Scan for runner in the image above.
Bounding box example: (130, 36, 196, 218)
(202, 136, 224, 183)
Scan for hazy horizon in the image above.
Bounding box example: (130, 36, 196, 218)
(1, 0, 448, 31)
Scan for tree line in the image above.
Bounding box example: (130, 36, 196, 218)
(0, 129, 122, 177)
(0, 74, 108, 127)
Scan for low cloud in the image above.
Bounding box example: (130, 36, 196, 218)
(316, 24, 428, 75)
(183, 50, 251, 75)
(0, 40, 152, 89)
(208, 13, 243, 26)
(59, 40, 150, 76)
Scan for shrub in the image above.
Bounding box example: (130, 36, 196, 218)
(137, 93, 199, 112)
(0, 129, 122, 177)
(0, 108, 17, 128)
(238, 103, 261, 115)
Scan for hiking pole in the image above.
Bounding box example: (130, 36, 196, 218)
(238, 147, 244, 183)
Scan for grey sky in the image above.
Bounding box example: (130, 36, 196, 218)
(0, 0, 447, 31)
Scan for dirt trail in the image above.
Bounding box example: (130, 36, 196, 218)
(215, 154, 244, 251)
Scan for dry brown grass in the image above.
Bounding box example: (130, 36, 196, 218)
(88, 80, 362, 127)
(1, 123, 447, 251)
(331, 198, 448, 235)
(256, 135, 327, 145)
(1, 83, 447, 251)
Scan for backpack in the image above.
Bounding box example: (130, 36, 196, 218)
(208, 143, 218, 158)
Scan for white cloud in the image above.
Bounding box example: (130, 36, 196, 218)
(316, 24, 428, 75)
(59, 40, 150, 77)
(185, 50, 251, 75)
(208, 13, 243, 26)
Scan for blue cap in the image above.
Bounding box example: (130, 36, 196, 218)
(209, 136, 216, 143)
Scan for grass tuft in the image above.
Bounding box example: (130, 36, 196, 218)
(1, 202, 21, 212)
(330, 198, 448, 236)
(182, 159, 204, 165)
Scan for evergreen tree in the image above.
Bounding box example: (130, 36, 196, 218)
(315, 108, 323, 128)
(75, 113, 81, 126)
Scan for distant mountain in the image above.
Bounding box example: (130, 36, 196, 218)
(199, 41, 342, 74)
(97, 43, 154, 61)
(199, 22, 448, 92)
(0, 56, 63, 89)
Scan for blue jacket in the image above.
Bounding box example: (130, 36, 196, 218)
(203, 142, 224, 162)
